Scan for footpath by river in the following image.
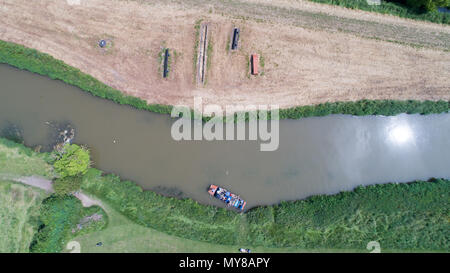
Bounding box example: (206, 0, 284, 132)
(0, 173, 103, 208)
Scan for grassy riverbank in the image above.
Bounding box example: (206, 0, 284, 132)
(82, 169, 449, 251)
(69, 198, 376, 253)
(0, 139, 108, 253)
(0, 40, 172, 115)
(1, 138, 449, 252)
(0, 138, 53, 179)
(1, 40, 449, 121)
(71, 201, 315, 253)
(307, 0, 450, 25)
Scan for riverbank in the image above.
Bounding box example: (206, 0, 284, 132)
(0, 40, 449, 120)
(1, 0, 449, 112)
(1, 138, 448, 252)
(70, 200, 334, 253)
(0, 139, 108, 253)
(71, 196, 434, 253)
(82, 168, 449, 251)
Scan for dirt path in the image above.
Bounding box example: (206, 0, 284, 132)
(0, 0, 449, 110)
(0, 174, 103, 209)
(73, 191, 103, 208)
(15, 176, 53, 192)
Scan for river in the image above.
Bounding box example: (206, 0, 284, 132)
(1, 64, 449, 208)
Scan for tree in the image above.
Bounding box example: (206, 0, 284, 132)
(30, 195, 83, 253)
(53, 144, 90, 178)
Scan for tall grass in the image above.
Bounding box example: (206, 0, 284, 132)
(0, 138, 54, 178)
(246, 178, 449, 250)
(81, 169, 242, 245)
(0, 181, 46, 253)
(81, 168, 450, 251)
(308, 0, 450, 25)
(1, 40, 448, 121)
(279, 99, 450, 119)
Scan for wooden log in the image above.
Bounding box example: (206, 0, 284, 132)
(197, 24, 209, 85)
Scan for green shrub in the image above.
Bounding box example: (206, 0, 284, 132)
(29, 195, 107, 253)
(405, 0, 450, 11)
(279, 99, 450, 120)
(307, 0, 450, 24)
(53, 144, 90, 178)
(29, 195, 83, 253)
(53, 176, 83, 196)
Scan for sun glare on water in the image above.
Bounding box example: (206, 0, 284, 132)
(388, 124, 414, 144)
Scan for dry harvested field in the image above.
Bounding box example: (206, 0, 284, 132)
(0, 0, 449, 109)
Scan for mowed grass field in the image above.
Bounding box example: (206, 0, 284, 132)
(0, 181, 47, 253)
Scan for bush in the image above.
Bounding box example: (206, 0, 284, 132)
(53, 144, 90, 178)
(29, 195, 107, 253)
(53, 176, 83, 196)
(405, 0, 450, 11)
(29, 195, 83, 253)
(278, 99, 449, 120)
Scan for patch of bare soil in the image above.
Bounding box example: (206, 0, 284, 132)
(0, 0, 448, 110)
(73, 213, 103, 233)
(73, 192, 103, 208)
